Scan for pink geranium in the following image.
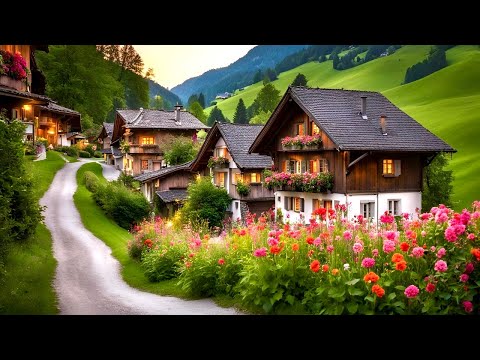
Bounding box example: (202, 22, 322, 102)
(326, 245, 334, 253)
(404, 285, 420, 298)
(434, 260, 448, 272)
(411, 247, 425, 258)
(383, 240, 396, 254)
(353, 242, 363, 254)
(465, 262, 474, 274)
(267, 237, 279, 246)
(253, 247, 267, 257)
(467, 233, 475, 241)
(459, 274, 469, 283)
(343, 230, 353, 241)
(437, 247, 446, 258)
(462, 301, 473, 313)
(361, 257, 375, 268)
(372, 249, 379, 257)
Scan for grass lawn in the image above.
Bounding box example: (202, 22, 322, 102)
(73, 162, 249, 311)
(0, 151, 66, 314)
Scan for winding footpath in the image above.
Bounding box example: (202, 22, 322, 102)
(40, 159, 240, 315)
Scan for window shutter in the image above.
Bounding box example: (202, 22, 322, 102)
(325, 159, 329, 172)
(300, 198, 305, 212)
(148, 160, 153, 170)
(285, 160, 290, 173)
(394, 160, 401, 176)
(284, 196, 289, 210)
(301, 160, 306, 174)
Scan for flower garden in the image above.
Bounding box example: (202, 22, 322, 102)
(281, 134, 322, 148)
(128, 201, 480, 314)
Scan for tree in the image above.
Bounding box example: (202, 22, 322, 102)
(163, 136, 199, 165)
(198, 93, 205, 108)
(422, 153, 454, 211)
(150, 95, 164, 110)
(291, 73, 308, 87)
(188, 94, 199, 109)
(189, 101, 207, 124)
(0, 112, 43, 265)
(253, 69, 263, 83)
(331, 53, 340, 69)
(265, 68, 278, 81)
(145, 67, 155, 80)
(207, 106, 226, 126)
(249, 110, 271, 125)
(181, 176, 231, 229)
(233, 98, 248, 124)
(252, 83, 281, 114)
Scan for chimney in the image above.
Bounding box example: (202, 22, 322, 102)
(174, 103, 182, 125)
(361, 96, 367, 119)
(380, 115, 387, 135)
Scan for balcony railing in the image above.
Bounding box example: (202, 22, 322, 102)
(231, 183, 274, 200)
(263, 171, 334, 193)
(128, 144, 161, 154)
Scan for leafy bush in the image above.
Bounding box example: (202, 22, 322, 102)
(236, 180, 250, 196)
(93, 182, 151, 229)
(93, 151, 102, 158)
(182, 176, 231, 229)
(56, 146, 79, 158)
(79, 150, 91, 158)
(163, 135, 199, 165)
(117, 172, 138, 189)
(84, 144, 96, 157)
(84, 171, 100, 192)
(24, 141, 36, 155)
(142, 241, 188, 281)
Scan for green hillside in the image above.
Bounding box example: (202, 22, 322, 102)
(206, 45, 480, 211)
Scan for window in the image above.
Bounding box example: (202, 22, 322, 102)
(234, 173, 243, 184)
(155, 179, 160, 188)
(296, 123, 305, 136)
(215, 147, 227, 158)
(312, 199, 322, 211)
(12, 108, 20, 120)
(319, 159, 328, 173)
(284, 196, 292, 211)
(382, 159, 401, 177)
(388, 200, 401, 216)
(141, 160, 149, 170)
(293, 197, 304, 212)
(141, 137, 154, 145)
(361, 201, 375, 219)
(309, 160, 318, 173)
(285, 159, 305, 174)
(311, 122, 320, 135)
(215, 172, 226, 188)
(250, 173, 261, 183)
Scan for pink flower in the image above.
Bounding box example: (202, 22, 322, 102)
(343, 231, 352, 241)
(361, 257, 375, 268)
(267, 237, 279, 246)
(467, 233, 475, 241)
(404, 285, 420, 298)
(437, 247, 446, 258)
(383, 240, 396, 254)
(430, 246, 436, 252)
(326, 245, 334, 253)
(313, 237, 322, 247)
(465, 262, 474, 274)
(385, 231, 397, 241)
(444, 226, 458, 242)
(353, 242, 363, 254)
(426, 283, 436, 293)
(463, 301, 473, 313)
(372, 249, 379, 257)
(253, 247, 267, 257)
(460, 274, 469, 283)
(411, 247, 425, 258)
(421, 231, 427, 237)
(434, 260, 448, 272)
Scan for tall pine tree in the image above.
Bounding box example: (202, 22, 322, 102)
(207, 106, 226, 126)
(233, 98, 247, 124)
(198, 93, 205, 108)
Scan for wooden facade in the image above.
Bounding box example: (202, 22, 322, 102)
(143, 169, 194, 203)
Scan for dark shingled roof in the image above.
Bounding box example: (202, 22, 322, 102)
(133, 161, 193, 183)
(288, 87, 455, 152)
(0, 85, 50, 102)
(100, 148, 112, 154)
(38, 102, 80, 116)
(112, 145, 122, 157)
(117, 109, 209, 130)
(217, 122, 272, 169)
(103, 122, 114, 137)
(156, 189, 188, 203)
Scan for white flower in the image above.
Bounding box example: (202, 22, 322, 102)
(343, 263, 350, 271)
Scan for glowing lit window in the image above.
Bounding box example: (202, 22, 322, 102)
(319, 159, 328, 173)
(250, 173, 261, 183)
(311, 122, 320, 135)
(234, 173, 243, 184)
(215, 172, 225, 188)
(296, 123, 304, 136)
(309, 160, 318, 173)
(141, 160, 149, 170)
(141, 137, 154, 145)
(383, 159, 394, 175)
(293, 197, 304, 212)
(215, 147, 227, 158)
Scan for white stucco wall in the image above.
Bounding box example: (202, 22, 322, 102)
(57, 134, 71, 147)
(231, 200, 242, 222)
(275, 191, 422, 224)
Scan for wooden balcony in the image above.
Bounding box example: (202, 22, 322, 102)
(0, 75, 28, 92)
(279, 144, 323, 152)
(230, 183, 274, 200)
(128, 144, 161, 154)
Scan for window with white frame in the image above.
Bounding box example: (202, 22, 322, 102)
(388, 200, 401, 216)
(361, 201, 375, 219)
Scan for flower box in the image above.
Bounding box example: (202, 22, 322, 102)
(208, 156, 229, 168)
(280, 134, 322, 150)
(0, 75, 26, 91)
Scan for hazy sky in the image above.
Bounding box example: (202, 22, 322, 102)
(134, 45, 257, 90)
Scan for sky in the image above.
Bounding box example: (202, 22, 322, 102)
(133, 45, 256, 90)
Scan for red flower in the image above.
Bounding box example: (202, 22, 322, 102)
(307, 249, 314, 258)
(291, 243, 300, 252)
(144, 239, 153, 248)
(395, 260, 408, 271)
(426, 283, 436, 293)
(185, 262, 192, 268)
(400, 242, 410, 252)
(322, 264, 329, 272)
(310, 260, 321, 273)
(391, 253, 404, 263)
(372, 284, 385, 298)
(471, 248, 480, 261)
(363, 271, 380, 283)
(189, 253, 195, 258)
(270, 245, 282, 255)
(306, 236, 314, 245)
(218, 258, 225, 265)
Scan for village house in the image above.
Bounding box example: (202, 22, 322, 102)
(0, 45, 82, 145)
(249, 86, 456, 223)
(110, 105, 209, 176)
(97, 122, 115, 165)
(190, 122, 274, 220)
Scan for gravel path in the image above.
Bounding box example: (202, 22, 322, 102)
(40, 160, 240, 315)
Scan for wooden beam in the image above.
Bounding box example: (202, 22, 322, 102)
(347, 151, 370, 169)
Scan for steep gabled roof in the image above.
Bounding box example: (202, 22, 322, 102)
(101, 122, 114, 138)
(156, 189, 188, 204)
(133, 161, 193, 183)
(190, 122, 272, 171)
(117, 109, 210, 130)
(250, 86, 456, 153)
(38, 102, 80, 116)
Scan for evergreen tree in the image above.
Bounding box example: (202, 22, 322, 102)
(265, 68, 278, 81)
(198, 93, 205, 108)
(189, 101, 207, 124)
(233, 98, 248, 124)
(331, 53, 340, 69)
(291, 73, 308, 87)
(150, 95, 164, 110)
(249, 110, 271, 125)
(188, 94, 199, 109)
(422, 153, 454, 211)
(252, 83, 281, 114)
(207, 106, 226, 126)
(253, 69, 263, 83)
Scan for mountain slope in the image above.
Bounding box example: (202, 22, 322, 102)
(206, 45, 480, 211)
(171, 45, 307, 104)
(148, 79, 182, 109)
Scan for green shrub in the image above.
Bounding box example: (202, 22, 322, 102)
(84, 144, 96, 157)
(84, 171, 100, 192)
(79, 150, 91, 158)
(93, 182, 150, 229)
(93, 151, 102, 158)
(182, 176, 231, 229)
(24, 142, 36, 155)
(56, 146, 78, 158)
(36, 137, 48, 148)
(127, 237, 144, 261)
(178, 249, 221, 297)
(236, 180, 250, 196)
(142, 242, 187, 281)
